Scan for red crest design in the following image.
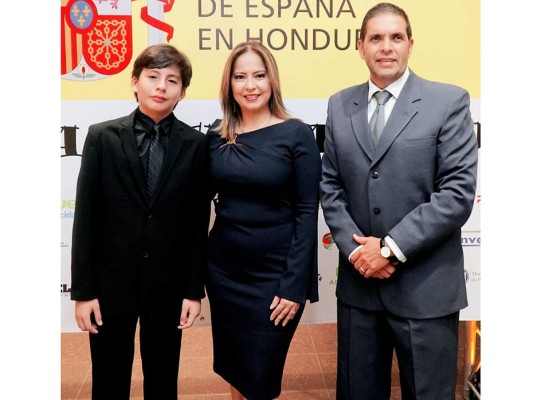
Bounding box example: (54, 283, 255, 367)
(83, 15, 132, 75)
(61, 0, 132, 80)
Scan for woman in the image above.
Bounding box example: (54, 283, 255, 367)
(206, 40, 322, 400)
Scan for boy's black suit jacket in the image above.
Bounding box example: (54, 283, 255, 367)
(70, 110, 210, 318)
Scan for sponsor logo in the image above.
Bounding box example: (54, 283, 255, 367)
(322, 232, 335, 249)
(62, 199, 76, 219)
(464, 268, 480, 284)
(461, 231, 481, 247)
(61, 283, 72, 297)
(329, 266, 338, 285)
(474, 121, 481, 148)
(61, 125, 82, 157)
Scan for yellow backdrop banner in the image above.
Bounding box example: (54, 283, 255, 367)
(61, 0, 479, 100)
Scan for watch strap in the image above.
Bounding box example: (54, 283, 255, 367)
(380, 237, 398, 263)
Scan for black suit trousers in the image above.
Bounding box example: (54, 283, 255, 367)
(89, 313, 183, 400)
(336, 300, 459, 400)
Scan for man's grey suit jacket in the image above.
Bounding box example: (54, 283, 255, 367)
(320, 71, 478, 319)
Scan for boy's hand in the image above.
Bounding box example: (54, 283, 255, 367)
(75, 299, 102, 334)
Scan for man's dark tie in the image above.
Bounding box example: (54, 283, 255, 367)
(146, 124, 164, 199)
(369, 90, 393, 145)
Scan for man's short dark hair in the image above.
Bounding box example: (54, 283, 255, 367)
(360, 3, 412, 42)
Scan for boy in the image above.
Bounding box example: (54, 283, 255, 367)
(70, 44, 210, 399)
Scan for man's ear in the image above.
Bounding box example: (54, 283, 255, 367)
(357, 39, 365, 59)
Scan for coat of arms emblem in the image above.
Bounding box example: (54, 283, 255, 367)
(61, 0, 133, 81)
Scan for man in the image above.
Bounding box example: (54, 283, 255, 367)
(320, 3, 478, 399)
(70, 44, 210, 399)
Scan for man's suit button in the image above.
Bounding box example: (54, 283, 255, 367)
(371, 171, 380, 179)
(142, 251, 149, 258)
(373, 208, 381, 215)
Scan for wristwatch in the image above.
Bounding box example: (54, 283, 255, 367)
(380, 238, 398, 263)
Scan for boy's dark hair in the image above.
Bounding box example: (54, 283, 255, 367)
(131, 44, 193, 99)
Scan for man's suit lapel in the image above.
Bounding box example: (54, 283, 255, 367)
(149, 116, 186, 204)
(350, 83, 375, 161)
(371, 73, 420, 167)
(119, 112, 148, 200)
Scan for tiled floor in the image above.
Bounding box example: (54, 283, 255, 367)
(62, 321, 469, 399)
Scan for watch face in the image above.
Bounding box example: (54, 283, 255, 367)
(380, 246, 391, 258)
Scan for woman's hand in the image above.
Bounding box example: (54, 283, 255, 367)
(269, 295, 300, 326)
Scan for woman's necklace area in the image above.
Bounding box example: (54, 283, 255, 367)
(238, 113, 272, 135)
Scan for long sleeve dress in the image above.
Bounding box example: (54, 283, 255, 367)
(206, 118, 321, 400)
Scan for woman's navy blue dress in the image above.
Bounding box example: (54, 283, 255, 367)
(206, 119, 321, 400)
